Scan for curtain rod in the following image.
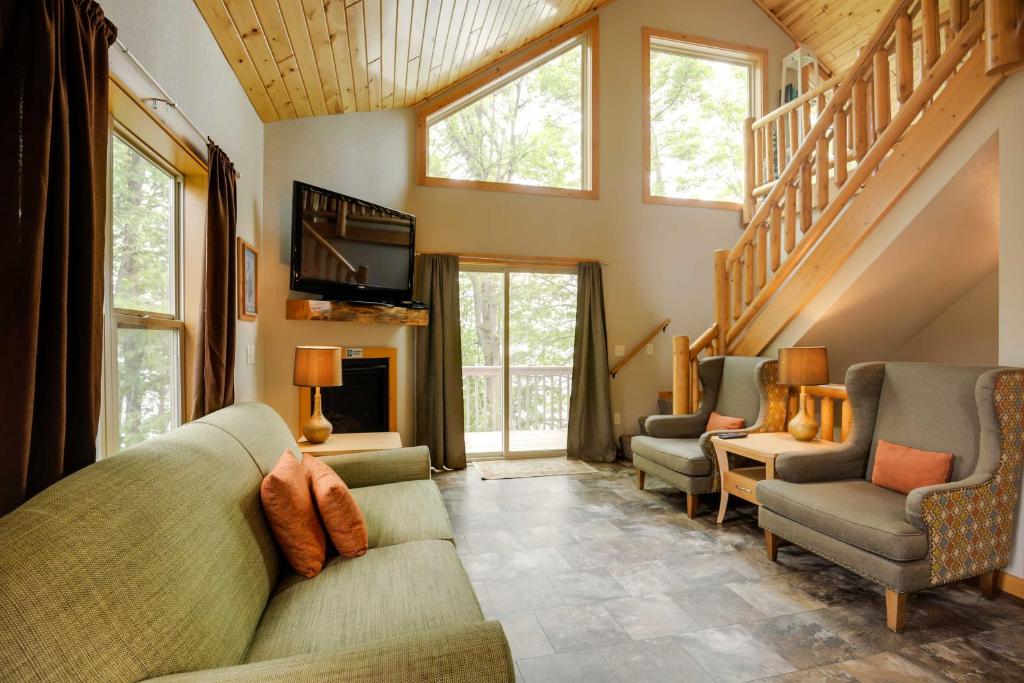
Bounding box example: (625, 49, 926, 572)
(417, 251, 608, 267)
(114, 39, 240, 179)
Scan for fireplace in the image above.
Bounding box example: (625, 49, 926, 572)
(298, 347, 397, 435)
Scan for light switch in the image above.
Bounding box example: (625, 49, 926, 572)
(646, 343, 655, 356)
(246, 344, 255, 365)
(614, 345, 625, 357)
(614, 413, 622, 425)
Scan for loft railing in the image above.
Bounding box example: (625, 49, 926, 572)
(462, 365, 573, 433)
(670, 0, 1004, 415)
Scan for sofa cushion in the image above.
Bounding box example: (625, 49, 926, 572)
(757, 479, 928, 562)
(351, 480, 454, 549)
(196, 402, 305, 476)
(244, 539, 483, 662)
(708, 411, 745, 432)
(630, 436, 711, 477)
(870, 439, 953, 495)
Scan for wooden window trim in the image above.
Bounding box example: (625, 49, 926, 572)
(103, 78, 209, 455)
(641, 28, 769, 211)
(415, 17, 599, 200)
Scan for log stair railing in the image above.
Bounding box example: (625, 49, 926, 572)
(669, 0, 1020, 417)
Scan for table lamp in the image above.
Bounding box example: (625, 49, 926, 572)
(778, 346, 829, 441)
(294, 345, 342, 444)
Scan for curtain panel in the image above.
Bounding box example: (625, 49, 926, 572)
(567, 262, 617, 462)
(414, 254, 466, 469)
(192, 142, 237, 419)
(0, 0, 117, 514)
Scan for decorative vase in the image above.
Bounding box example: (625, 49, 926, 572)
(787, 389, 819, 441)
(303, 387, 333, 444)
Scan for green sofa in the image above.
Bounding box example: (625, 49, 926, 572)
(0, 403, 514, 682)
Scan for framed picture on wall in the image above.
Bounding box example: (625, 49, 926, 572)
(237, 237, 258, 321)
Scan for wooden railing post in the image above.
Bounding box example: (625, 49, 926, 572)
(673, 336, 691, 415)
(873, 50, 891, 133)
(896, 12, 914, 104)
(713, 250, 730, 352)
(743, 117, 755, 223)
(985, 0, 1024, 74)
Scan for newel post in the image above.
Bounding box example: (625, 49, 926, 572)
(713, 250, 730, 354)
(673, 336, 691, 415)
(742, 116, 755, 224)
(985, 0, 1024, 74)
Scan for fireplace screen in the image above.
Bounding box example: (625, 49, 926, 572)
(316, 357, 390, 433)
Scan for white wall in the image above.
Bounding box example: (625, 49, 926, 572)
(889, 270, 999, 366)
(100, 0, 265, 401)
(261, 0, 796, 444)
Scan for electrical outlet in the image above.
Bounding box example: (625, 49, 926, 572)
(614, 413, 621, 425)
(646, 343, 655, 356)
(614, 345, 625, 357)
(246, 344, 255, 365)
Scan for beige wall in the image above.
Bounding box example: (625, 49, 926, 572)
(101, 0, 265, 401)
(261, 0, 795, 444)
(889, 270, 999, 366)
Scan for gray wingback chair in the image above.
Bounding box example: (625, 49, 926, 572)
(632, 356, 787, 518)
(758, 362, 1024, 633)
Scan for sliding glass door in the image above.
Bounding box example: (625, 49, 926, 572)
(460, 267, 577, 458)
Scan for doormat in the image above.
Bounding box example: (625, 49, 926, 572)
(472, 457, 598, 480)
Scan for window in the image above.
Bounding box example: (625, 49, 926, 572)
(100, 79, 208, 457)
(642, 29, 766, 210)
(418, 19, 598, 198)
(460, 267, 577, 457)
(103, 133, 184, 453)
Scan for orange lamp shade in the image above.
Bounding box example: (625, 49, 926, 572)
(293, 346, 343, 387)
(778, 346, 829, 387)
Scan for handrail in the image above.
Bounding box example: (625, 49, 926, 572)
(610, 318, 670, 378)
(726, 12, 985, 347)
(799, 384, 852, 442)
(732, 0, 916, 268)
(675, 0, 992, 411)
(303, 222, 357, 274)
(752, 72, 844, 130)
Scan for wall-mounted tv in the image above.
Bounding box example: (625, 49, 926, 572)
(290, 181, 416, 304)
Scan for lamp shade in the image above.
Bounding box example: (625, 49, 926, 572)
(778, 346, 829, 386)
(293, 346, 343, 387)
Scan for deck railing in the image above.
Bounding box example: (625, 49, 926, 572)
(462, 365, 572, 433)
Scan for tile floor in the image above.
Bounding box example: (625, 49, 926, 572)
(435, 462, 1024, 683)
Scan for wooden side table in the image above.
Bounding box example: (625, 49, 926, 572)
(711, 432, 825, 524)
(298, 432, 402, 457)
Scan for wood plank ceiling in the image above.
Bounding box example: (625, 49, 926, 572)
(756, 0, 952, 74)
(195, 0, 607, 122)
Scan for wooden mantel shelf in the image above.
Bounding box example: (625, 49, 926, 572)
(286, 299, 429, 326)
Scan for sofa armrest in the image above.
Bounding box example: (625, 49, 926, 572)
(905, 473, 991, 530)
(319, 446, 431, 488)
(773, 442, 869, 483)
(147, 621, 514, 683)
(644, 413, 707, 439)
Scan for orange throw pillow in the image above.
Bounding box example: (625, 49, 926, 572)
(707, 411, 746, 432)
(305, 455, 369, 559)
(871, 439, 953, 495)
(260, 451, 327, 578)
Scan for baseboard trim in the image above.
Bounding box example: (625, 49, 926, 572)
(997, 570, 1024, 599)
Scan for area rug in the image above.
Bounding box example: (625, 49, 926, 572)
(472, 457, 598, 480)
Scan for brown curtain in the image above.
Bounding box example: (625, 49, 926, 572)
(0, 0, 117, 515)
(192, 143, 238, 418)
(414, 255, 466, 469)
(567, 262, 617, 462)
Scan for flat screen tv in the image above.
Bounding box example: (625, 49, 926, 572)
(290, 181, 416, 304)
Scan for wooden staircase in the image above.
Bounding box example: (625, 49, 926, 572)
(671, 0, 1022, 415)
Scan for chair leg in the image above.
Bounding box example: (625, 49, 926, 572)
(686, 493, 698, 519)
(636, 469, 646, 490)
(885, 589, 907, 633)
(979, 570, 999, 599)
(764, 530, 779, 562)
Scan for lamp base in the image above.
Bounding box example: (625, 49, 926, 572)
(787, 388, 819, 441)
(303, 387, 333, 444)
